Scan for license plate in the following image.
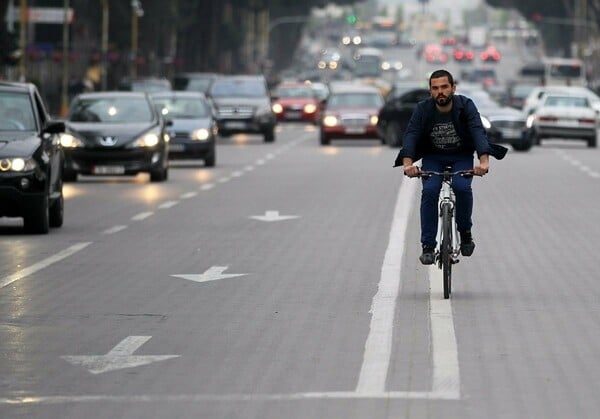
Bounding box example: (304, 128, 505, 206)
(500, 129, 521, 138)
(93, 166, 125, 175)
(345, 127, 365, 134)
(169, 144, 185, 152)
(285, 111, 302, 119)
(559, 119, 578, 126)
(224, 121, 247, 129)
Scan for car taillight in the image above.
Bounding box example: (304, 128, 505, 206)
(539, 116, 558, 122)
(579, 118, 596, 124)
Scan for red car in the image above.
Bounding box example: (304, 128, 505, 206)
(423, 43, 448, 63)
(452, 45, 474, 62)
(319, 83, 384, 145)
(480, 45, 501, 62)
(271, 82, 321, 124)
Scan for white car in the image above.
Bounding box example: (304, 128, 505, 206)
(522, 86, 600, 115)
(526, 94, 598, 147)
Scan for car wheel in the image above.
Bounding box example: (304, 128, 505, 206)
(588, 135, 597, 148)
(63, 168, 77, 182)
(386, 121, 403, 147)
(320, 132, 330, 146)
(49, 182, 64, 228)
(150, 167, 168, 182)
(512, 137, 532, 152)
(204, 150, 216, 167)
(24, 195, 50, 234)
(263, 128, 275, 143)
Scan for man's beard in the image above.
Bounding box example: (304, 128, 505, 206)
(435, 92, 453, 107)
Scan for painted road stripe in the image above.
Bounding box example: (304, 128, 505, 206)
(0, 242, 92, 289)
(158, 201, 179, 209)
(200, 183, 214, 191)
(131, 212, 153, 221)
(180, 192, 198, 199)
(102, 225, 127, 235)
(356, 178, 418, 393)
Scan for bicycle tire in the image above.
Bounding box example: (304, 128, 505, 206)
(441, 203, 453, 299)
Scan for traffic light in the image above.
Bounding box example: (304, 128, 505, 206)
(346, 14, 357, 25)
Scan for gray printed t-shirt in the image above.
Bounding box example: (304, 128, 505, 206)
(429, 110, 463, 153)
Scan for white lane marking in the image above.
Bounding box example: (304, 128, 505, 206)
(231, 171, 243, 178)
(356, 178, 418, 393)
(249, 210, 300, 222)
(1, 390, 458, 405)
(102, 225, 127, 235)
(131, 212, 154, 221)
(171, 266, 248, 284)
(61, 336, 179, 374)
(158, 201, 179, 209)
(429, 266, 461, 397)
(180, 192, 197, 199)
(265, 153, 275, 160)
(0, 242, 92, 289)
(244, 165, 255, 172)
(218, 177, 230, 183)
(255, 159, 266, 166)
(200, 183, 214, 191)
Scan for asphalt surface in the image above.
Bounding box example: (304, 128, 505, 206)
(1, 119, 599, 418)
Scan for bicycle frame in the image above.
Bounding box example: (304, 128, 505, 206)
(436, 176, 460, 267)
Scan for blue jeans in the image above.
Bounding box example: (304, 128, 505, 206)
(420, 154, 474, 248)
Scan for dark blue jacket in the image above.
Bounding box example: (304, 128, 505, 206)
(393, 94, 507, 167)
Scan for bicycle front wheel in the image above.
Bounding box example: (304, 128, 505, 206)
(441, 203, 453, 299)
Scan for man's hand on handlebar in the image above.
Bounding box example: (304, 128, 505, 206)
(403, 165, 421, 178)
(473, 161, 489, 176)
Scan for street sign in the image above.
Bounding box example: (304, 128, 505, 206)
(9, 7, 74, 24)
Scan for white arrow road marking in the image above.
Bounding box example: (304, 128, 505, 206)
(249, 210, 300, 222)
(61, 336, 179, 374)
(171, 266, 248, 284)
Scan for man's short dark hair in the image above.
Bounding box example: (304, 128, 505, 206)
(429, 69, 454, 87)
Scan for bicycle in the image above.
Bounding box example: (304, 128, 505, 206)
(420, 168, 475, 299)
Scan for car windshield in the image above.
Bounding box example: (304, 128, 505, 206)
(210, 80, 266, 97)
(0, 92, 37, 131)
(275, 86, 314, 98)
(328, 92, 383, 108)
(130, 80, 171, 93)
(68, 97, 154, 123)
(153, 97, 211, 119)
(543, 96, 589, 108)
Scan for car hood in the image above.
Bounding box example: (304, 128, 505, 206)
(276, 97, 316, 106)
(326, 106, 380, 115)
(168, 118, 212, 131)
(479, 105, 526, 121)
(211, 97, 270, 108)
(0, 132, 40, 158)
(66, 121, 159, 145)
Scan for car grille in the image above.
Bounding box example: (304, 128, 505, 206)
(217, 106, 254, 118)
(340, 115, 369, 126)
(172, 132, 192, 140)
(489, 119, 525, 129)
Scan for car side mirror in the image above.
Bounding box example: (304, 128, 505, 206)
(165, 119, 174, 127)
(43, 120, 66, 134)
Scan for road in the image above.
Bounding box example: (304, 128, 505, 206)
(1, 119, 599, 417)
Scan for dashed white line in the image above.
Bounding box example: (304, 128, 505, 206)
(131, 212, 154, 221)
(180, 192, 197, 199)
(200, 183, 215, 191)
(103, 225, 127, 235)
(0, 242, 92, 289)
(218, 177, 230, 183)
(231, 171, 243, 178)
(158, 201, 179, 209)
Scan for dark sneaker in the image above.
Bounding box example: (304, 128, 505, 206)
(419, 246, 435, 265)
(460, 230, 475, 257)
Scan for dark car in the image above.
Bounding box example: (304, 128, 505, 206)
(208, 75, 277, 143)
(0, 82, 66, 233)
(61, 92, 170, 182)
(376, 85, 430, 147)
(150, 91, 218, 166)
(173, 72, 220, 94)
(319, 82, 384, 145)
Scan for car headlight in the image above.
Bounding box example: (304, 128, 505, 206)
(0, 157, 37, 172)
(370, 115, 378, 125)
(480, 116, 491, 129)
(323, 115, 338, 127)
(272, 103, 283, 114)
(526, 114, 536, 128)
(191, 128, 210, 141)
(304, 103, 317, 114)
(132, 131, 160, 148)
(59, 133, 84, 148)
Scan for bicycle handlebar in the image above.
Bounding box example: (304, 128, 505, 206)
(418, 170, 479, 179)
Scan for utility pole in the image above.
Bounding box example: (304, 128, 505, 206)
(130, 1, 144, 79)
(60, 0, 70, 117)
(101, 0, 109, 90)
(18, 0, 27, 81)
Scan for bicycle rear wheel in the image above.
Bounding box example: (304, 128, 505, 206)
(441, 203, 453, 299)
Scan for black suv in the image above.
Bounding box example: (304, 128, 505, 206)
(208, 75, 276, 142)
(0, 82, 66, 233)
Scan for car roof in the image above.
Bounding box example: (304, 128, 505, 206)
(150, 91, 208, 99)
(74, 91, 150, 99)
(328, 81, 381, 94)
(0, 81, 36, 94)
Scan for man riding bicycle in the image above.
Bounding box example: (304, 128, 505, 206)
(394, 69, 507, 265)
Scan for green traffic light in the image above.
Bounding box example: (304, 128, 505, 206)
(347, 15, 357, 24)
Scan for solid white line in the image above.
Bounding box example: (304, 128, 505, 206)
(355, 178, 418, 393)
(0, 242, 92, 289)
(0, 390, 459, 405)
(131, 212, 154, 221)
(102, 225, 127, 235)
(429, 266, 461, 398)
